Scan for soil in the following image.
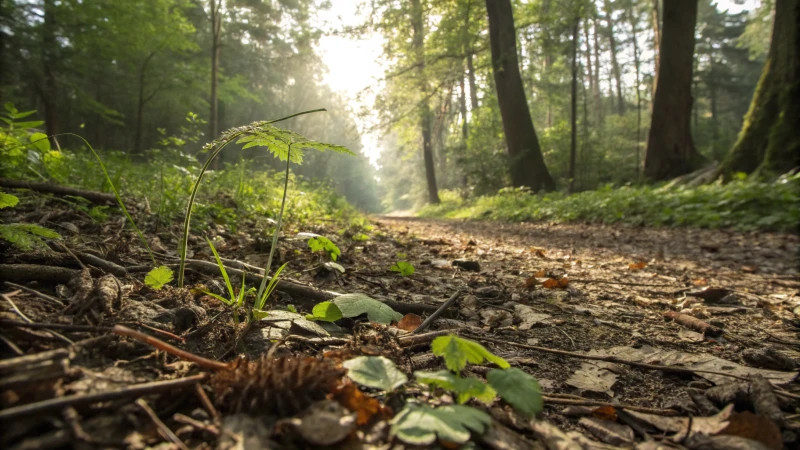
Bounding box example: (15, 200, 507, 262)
(1, 195, 799, 449)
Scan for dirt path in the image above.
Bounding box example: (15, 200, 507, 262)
(1, 204, 799, 448)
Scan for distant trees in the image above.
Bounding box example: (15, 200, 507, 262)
(485, 0, 555, 192)
(719, 0, 799, 176)
(644, 0, 706, 180)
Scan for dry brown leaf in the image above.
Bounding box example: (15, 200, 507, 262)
(741, 265, 758, 274)
(332, 381, 387, 426)
(718, 411, 782, 450)
(534, 270, 546, 278)
(524, 276, 539, 290)
(397, 313, 423, 332)
(591, 405, 618, 422)
(531, 247, 546, 258)
(629, 261, 648, 271)
(692, 278, 708, 287)
(542, 278, 560, 289)
(558, 277, 570, 288)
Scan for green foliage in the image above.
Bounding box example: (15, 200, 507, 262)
(0, 223, 61, 251)
(389, 403, 490, 446)
(431, 335, 510, 373)
(144, 266, 174, 290)
(390, 260, 415, 276)
(308, 236, 341, 261)
(236, 123, 354, 164)
(486, 368, 543, 416)
(254, 262, 289, 311)
(305, 301, 343, 322)
(420, 173, 800, 232)
(343, 356, 408, 392)
(333, 293, 403, 324)
(352, 233, 370, 241)
(0, 191, 19, 209)
(414, 370, 496, 404)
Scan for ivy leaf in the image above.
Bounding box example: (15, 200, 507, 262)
(431, 335, 510, 373)
(30, 132, 50, 153)
(390, 403, 490, 446)
(414, 370, 497, 404)
(390, 261, 415, 276)
(0, 191, 20, 209)
(333, 293, 403, 324)
(305, 301, 343, 322)
(343, 356, 408, 392)
(145, 266, 174, 290)
(487, 368, 543, 416)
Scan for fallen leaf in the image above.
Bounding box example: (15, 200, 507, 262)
(692, 278, 708, 287)
(591, 405, 618, 422)
(333, 381, 386, 425)
(542, 278, 560, 289)
(741, 265, 758, 274)
(629, 261, 648, 271)
(718, 411, 782, 450)
(534, 269, 546, 278)
(558, 277, 569, 288)
(524, 276, 539, 290)
(397, 313, 422, 332)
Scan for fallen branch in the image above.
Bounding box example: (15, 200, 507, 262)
(0, 178, 116, 205)
(0, 264, 80, 284)
(0, 374, 207, 421)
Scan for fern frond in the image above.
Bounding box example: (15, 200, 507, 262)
(232, 122, 354, 164)
(0, 223, 61, 251)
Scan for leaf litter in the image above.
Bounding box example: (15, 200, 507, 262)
(0, 199, 799, 449)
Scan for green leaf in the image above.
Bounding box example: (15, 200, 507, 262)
(343, 356, 408, 392)
(396, 252, 408, 259)
(333, 293, 403, 324)
(487, 368, 543, 416)
(390, 404, 490, 445)
(390, 261, 415, 276)
(306, 301, 343, 322)
(287, 304, 297, 313)
(12, 120, 45, 129)
(431, 335, 510, 373)
(8, 109, 36, 120)
(236, 123, 354, 165)
(414, 370, 497, 404)
(352, 233, 369, 241)
(0, 192, 20, 209)
(30, 133, 50, 152)
(206, 237, 235, 301)
(0, 223, 61, 251)
(307, 236, 341, 261)
(145, 266, 174, 290)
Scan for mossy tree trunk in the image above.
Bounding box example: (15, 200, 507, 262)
(719, 0, 799, 177)
(644, 0, 706, 181)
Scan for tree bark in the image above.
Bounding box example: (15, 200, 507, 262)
(592, 14, 604, 125)
(485, 0, 555, 192)
(628, 3, 643, 178)
(209, 0, 222, 142)
(603, 0, 625, 115)
(569, 18, 579, 194)
(412, 0, 440, 204)
(643, 0, 705, 181)
(651, 0, 661, 99)
(719, 0, 799, 176)
(134, 51, 158, 154)
(42, 0, 58, 147)
(459, 70, 468, 140)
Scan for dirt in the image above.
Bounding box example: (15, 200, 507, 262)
(1, 197, 799, 449)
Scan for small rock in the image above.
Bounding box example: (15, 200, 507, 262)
(452, 259, 480, 272)
(475, 285, 501, 298)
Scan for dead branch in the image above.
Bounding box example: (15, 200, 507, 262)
(0, 178, 116, 205)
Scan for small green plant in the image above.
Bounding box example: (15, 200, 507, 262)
(202, 237, 249, 326)
(144, 266, 174, 290)
(307, 235, 341, 261)
(390, 260, 415, 276)
(0, 189, 62, 251)
(305, 301, 343, 322)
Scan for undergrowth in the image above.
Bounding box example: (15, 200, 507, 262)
(419, 173, 800, 232)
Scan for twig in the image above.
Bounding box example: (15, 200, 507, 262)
(399, 329, 452, 347)
(118, 322, 184, 343)
(3, 282, 65, 307)
(51, 242, 87, 270)
(112, 325, 229, 371)
(0, 264, 80, 284)
(0, 319, 109, 333)
(541, 395, 680, 416)
(75, 252, 127, 277)
(0, 374, 207, 421)
(0, 178, 116, 204)
(194, 384, 220, 423)
(413, 289, 463, 335)
(1, 292, 73, 345)
(0, 333, 23, 355)
(569, 278, 679, 288)
(174, 413, 220, 436)
(137, 399, 190, 450)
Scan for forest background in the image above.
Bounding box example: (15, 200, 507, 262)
(0, 0, 794, 228)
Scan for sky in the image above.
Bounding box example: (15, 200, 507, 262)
(313, 0, 760, 166)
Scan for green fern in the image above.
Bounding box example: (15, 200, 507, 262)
(0, 223, 61, 251)
(0, 190, 19, 209)
(235, 123, 354, 163)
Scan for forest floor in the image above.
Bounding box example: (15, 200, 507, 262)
(1, 195, 799, 449)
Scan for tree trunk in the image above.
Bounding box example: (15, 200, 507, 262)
(719, 0, 799, 176)
(459, 70, 468, 140)
(209, 0, 222, 142)
(412, 0, 440, 204)
(485, 0, 555, 192)
(582, 20, 595, 123)
(709, 62, 718, 157)
(628, 3, 643, 178)
(42, 0, 58, 147)
(643, 0, 705, 181)
(603, 0, 625, 115)
(466, 52, 479, 110)
(134, 51, 157, 154)
(651, 0, 661, 99)
(592, 15, 604, 125)
(569, 18, 579, 194)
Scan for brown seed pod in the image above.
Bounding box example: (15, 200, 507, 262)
(209, 355, 346, 417)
